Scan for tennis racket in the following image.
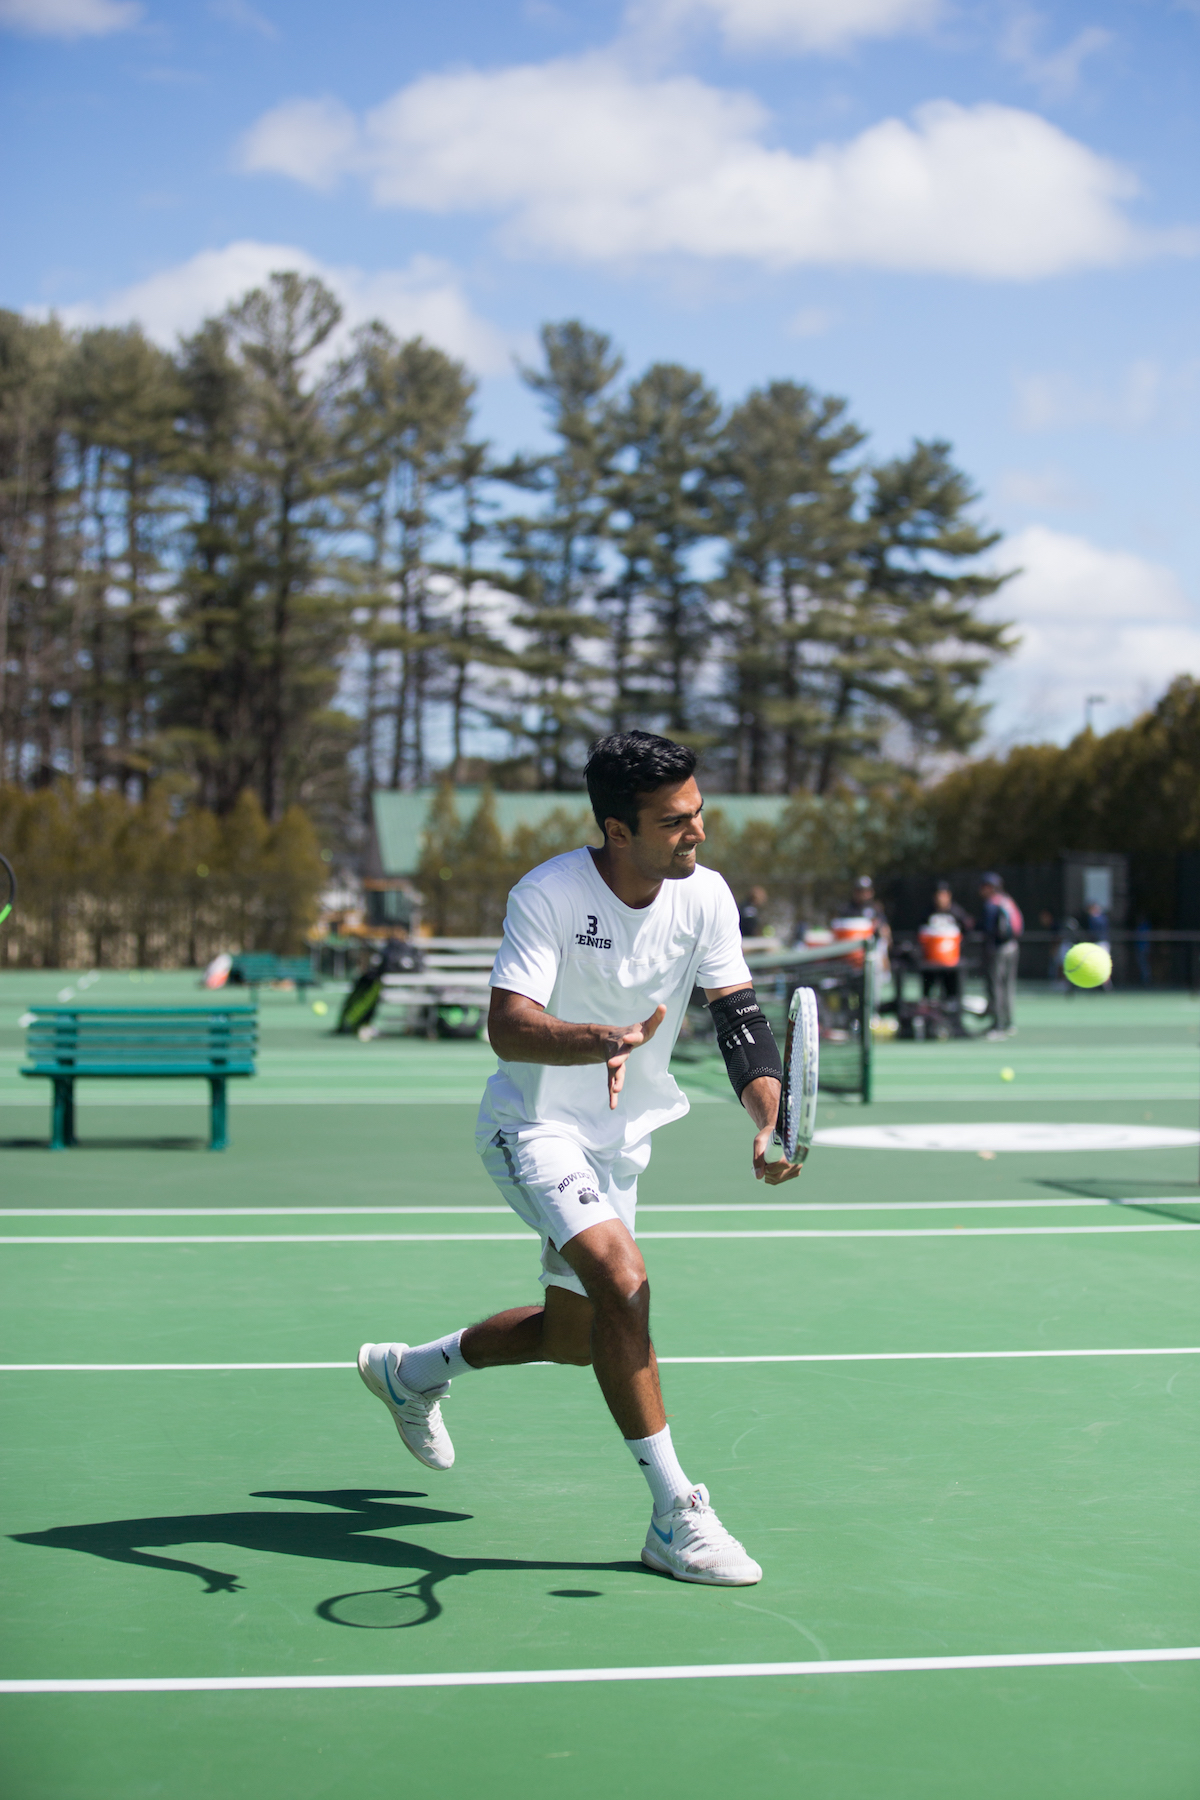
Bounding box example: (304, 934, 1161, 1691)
(0, 853, 14, 927)
(775, 983, 819, 1163)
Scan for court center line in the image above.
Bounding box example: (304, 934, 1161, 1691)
(4, 1647, 1198, 1693)
(1, 1348, 1196, 1371)
(3, 1197, 1197, 1218)
(3, 1224, 1199, 1244)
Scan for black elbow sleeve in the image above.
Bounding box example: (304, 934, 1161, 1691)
(708, 986, 782, 1101)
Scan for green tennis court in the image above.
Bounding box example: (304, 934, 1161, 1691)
(2, 975, 1198, 1799)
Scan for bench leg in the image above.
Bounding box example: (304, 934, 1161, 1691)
(50, 1079, 73, 1151)
(209, 1077, 228, 1151)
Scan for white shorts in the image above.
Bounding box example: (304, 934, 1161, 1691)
(480, 1128, 652, 1299)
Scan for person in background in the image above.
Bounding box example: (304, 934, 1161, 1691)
(1082, 899, 1113, 989)
(979, 872, 1023, 1039)
(850, 875, 889, 939)
(1083, 899, 1110, 946)
(1135, 915, 1152, 988)
(850, 874, 891, 984)
(922, 881, 973, 1003)
(738, 885, 769, 939)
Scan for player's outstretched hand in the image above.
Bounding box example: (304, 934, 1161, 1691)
(606, 1004, 668, 1109)
(753, 1124, 802, 1185)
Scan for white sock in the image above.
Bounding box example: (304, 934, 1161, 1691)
(399, 1330, 472, 1393)
(624, 1425, 692, 1515)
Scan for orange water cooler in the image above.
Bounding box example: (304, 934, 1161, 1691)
(918, 914, 962, 967)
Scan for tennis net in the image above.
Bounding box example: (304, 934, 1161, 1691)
(672, 937, 876, 1103)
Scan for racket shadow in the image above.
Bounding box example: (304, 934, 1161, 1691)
(12, 1488, 646, 1631)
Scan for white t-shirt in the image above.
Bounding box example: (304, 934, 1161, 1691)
(476, 848, 751, 1154)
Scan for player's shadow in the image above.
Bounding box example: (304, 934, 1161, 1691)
(11, 1488, 648, 1630)
(1032, 1176, 1200, 1224)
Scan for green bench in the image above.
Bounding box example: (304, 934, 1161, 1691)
(22, 1007, 257, 1151)
(230, 953, 317, 996)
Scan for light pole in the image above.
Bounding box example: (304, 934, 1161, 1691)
(1085, 694, 1107, 733)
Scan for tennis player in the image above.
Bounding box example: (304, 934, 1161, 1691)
(359, 732, 800, 1586)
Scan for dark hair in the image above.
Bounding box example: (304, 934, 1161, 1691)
(584, 732, 697, 838)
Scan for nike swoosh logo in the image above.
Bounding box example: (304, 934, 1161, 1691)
(381, 1359, 408, 1409)
(651, 1522, 674, 1545)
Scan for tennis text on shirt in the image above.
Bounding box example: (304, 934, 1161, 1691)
(707, 986, 783, 1101)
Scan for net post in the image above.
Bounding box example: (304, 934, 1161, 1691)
(862, 933, 878, 1104)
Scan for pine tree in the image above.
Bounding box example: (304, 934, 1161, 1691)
(0, 312, 75, 784)
(69, 325, 183, 795)
(434, 436, 512, 779)
(166, 273, 358, 829)
(711, 382, 864, 792)
(168, 317, 262, 811)
(497, 322, 621, 787)
(813, 440, 1013, 793)
(341, 325, 475, 794)
(603, 362, 721, 738)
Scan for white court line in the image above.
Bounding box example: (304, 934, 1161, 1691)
(3, 1197, 1197, 1218)
(2, 1348, 1196, 1371)
(3, 1224, 1199, 1244)
(3, 1647, 1198, 1693)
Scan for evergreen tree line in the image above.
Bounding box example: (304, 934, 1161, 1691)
(0, 783, 324, 968)
(919, 675, 1200, 925)
(0, 273, 1014, 840)
(1, 677, 1192, 963)
(417, 781, 917, 938)
(419, 676, 1200, 936)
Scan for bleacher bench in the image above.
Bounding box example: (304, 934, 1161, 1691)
(21, 1007, 257, 1151)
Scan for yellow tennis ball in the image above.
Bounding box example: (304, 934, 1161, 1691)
(1064, 943, 1112, 989)
(311, 1000, 329, 1016)
(1000, 1067, 1015, 1082)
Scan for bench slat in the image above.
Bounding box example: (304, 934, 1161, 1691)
(21, 1058, 253, 1072)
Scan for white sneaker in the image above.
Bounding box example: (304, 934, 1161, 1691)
(357, 1342, 455, 1471)
(641, 1484, 762, 1586)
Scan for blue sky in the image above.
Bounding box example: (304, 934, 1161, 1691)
(3, 0, 1198, 748)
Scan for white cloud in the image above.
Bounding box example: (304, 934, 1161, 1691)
(239, 98, 358, 191)
(997, 465, 1092, 510)
(1001, 11, 1113, 100)
(625, 0, 941, 52)
(238, 60, 1191, 279)
(0, 0, 139, 34)
(984, 524, 1200, 740)
(1015, 358, 1200, 432)
(209, 0, 279, 39)
(52, 242, 516, 374)
(788, 304, 835, 336)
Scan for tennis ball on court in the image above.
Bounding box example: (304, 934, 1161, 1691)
(1000, 1067, 1015, 1082)
(311, 1000, 328, 1016)
(1064, 943, 1112, 988)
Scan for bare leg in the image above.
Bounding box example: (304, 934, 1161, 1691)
(459, 1222, 665, 1438)
(461, 1286, 594, 1369)
(558, 1218, 666, 1440)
